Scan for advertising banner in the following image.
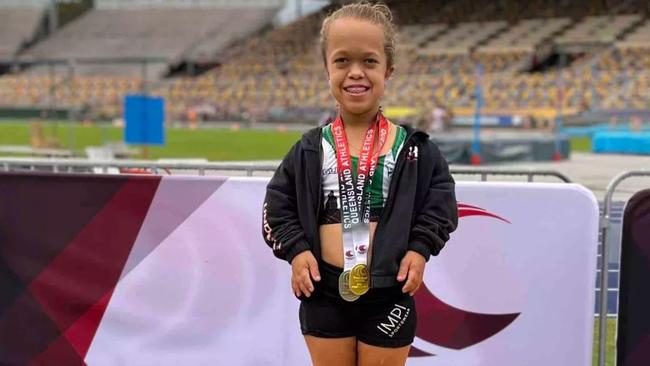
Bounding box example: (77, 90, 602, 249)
(0, 173, 599, 365)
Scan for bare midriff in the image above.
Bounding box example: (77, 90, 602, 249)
(319, 122, 396, 269)
(320, 222, 380, 268)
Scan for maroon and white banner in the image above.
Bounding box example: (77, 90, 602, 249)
(0, 173, 599, 365)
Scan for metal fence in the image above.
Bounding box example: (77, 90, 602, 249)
(0, 157, 572, 182)
(597, 169, 650, 366)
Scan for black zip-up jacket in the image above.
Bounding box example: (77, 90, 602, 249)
(262, 124, 458, 288)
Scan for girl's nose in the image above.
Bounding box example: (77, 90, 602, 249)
(348, 63, 364, 79)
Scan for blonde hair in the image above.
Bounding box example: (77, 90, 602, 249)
(320, 1, 397, 69)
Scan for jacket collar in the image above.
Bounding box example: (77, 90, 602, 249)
(301, 126, 322, 152)
(301, 123, 428, 152)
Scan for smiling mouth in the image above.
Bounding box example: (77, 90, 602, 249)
(343, 86, 370, 95)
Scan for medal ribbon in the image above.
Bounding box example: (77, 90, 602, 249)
(332, 112, 389, 272)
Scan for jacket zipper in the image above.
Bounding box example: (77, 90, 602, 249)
(370, 130, 417, 278)
(315, 128, 323, 252)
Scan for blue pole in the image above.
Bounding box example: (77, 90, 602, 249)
(471, 63, 483, 165)
(554, 56, 565, 161)
(555, 106, 563, 160)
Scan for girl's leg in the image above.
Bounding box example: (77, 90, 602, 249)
(356, 341, 411, 366)
(304, 336, 357, 366)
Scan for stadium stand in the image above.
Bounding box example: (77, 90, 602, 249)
(555, 15, 642, 46)
(477, 18, 571, 53)
(603, 68, 650, 110)
(156, 5, 650, 121)
(399, 23, 447, 51)
(617, 18, 650, 48)
(588, 45, 650, 109)
(0, 2, 46, 60)
(184, 9, 277, 62)
(20, 1, 280, 78)
(419, 21, 508, 55)
(158, 10, 325, 121)
(629, 70, 650, 109)
(593, 46, 650, 72)
(0, 73, 142, 118)
(1, 0, 649, 123)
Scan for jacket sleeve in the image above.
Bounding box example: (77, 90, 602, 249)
(262, 142, 311, 263)
(408, 141, 458, 261)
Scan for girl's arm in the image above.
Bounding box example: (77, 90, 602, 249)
(262, 142, 311, 263)
(408, 141, 459, 261)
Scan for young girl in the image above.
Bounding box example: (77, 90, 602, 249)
(262, 3, 458, 365)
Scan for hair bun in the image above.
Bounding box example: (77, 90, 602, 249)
(372, 3, 393, 23)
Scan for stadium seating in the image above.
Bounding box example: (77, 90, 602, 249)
(399, 23, 447, 51)
(608, 69, 650, 110)
(147, 9, 650, 120)
(1, 0, 649, 122)
(593, 47, 650, 71)
(0, 74, 142, 119)
(617, 19, 650, 48)
(478, 18, 571, 53)
(184, 8, 277, 62)
(419, 21, 508, 55)
(555, 15, 642, 45)
(158, 12, 549, 121)
(588, 46, 650, 109)
(0, 6, 44, 59)
(20, 6, 276, 77)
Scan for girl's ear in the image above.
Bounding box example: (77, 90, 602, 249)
(324, 63, 330, 80)
(326, 68, 334, 98)
(385, 65, 395, 81)
(323, 57, 330, 80)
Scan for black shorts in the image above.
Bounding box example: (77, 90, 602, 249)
(298, 261, 417, 348)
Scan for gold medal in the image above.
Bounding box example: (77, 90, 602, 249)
(349, 264, 370, 296)
(338, 271, 360, 302)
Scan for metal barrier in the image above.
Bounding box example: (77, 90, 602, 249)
(598, 169, 650, 366)
(0, 158, 277, 177)
(26, 156, 650, 363)
(450, 167, 571, 183)
(0, 158, 572, 182)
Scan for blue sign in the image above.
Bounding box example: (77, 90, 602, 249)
(472, 64, 483, 158)
(124, 94, 165, 145)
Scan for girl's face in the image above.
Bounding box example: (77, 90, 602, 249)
(325, 18, 394, 118)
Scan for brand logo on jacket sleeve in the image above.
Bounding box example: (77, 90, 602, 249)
(407, 146, 419, 162)
(263, 202, 281, 251)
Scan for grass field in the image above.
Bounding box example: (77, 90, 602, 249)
(0, 121, 592, 161)
(593, 318, 617, 366)
(0, 121, 302, 161)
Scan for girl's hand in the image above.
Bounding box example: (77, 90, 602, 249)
(397, 250, 426, 296)
(291, 250, 321, 298)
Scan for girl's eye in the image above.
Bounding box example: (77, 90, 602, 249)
(365, 59, 379, 64)
(334, 58, 349, 64)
